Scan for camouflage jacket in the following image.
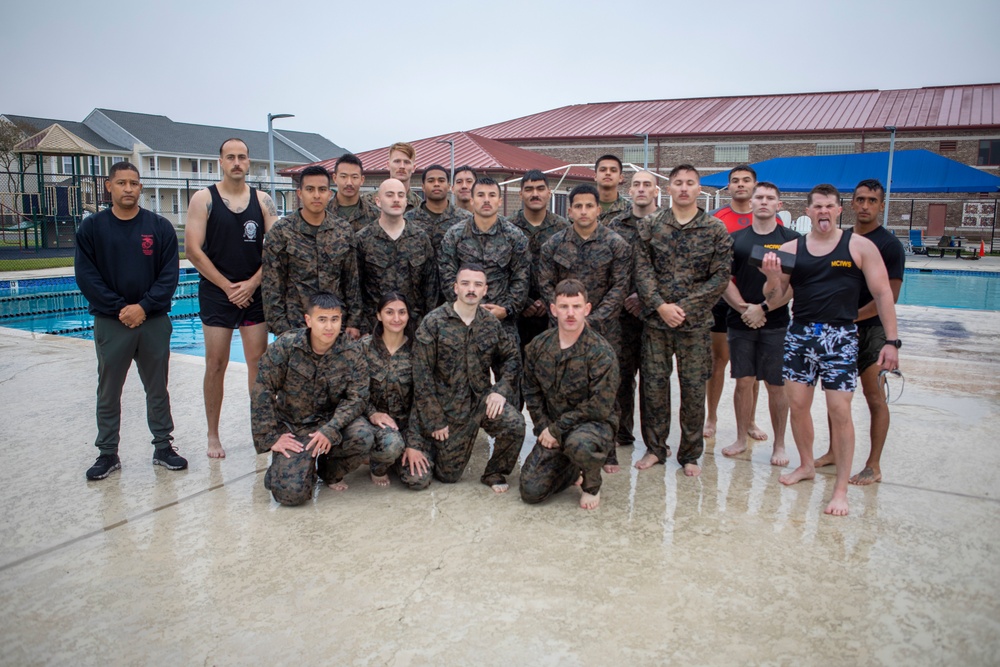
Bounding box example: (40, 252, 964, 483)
(360, 334, 414, 430)
(507, 208, 569, 301)
(634, 207, 733, 331)
(251, 329, 369, 454)
(262, 209, 363, 335)
(538, 223, 632, 329)
(523, 326, 620, 444)
(598, 195, 631, 225)
(327, 195, 380, 233)
(608, 209, 655, 296)
(404, 201, 471, 257)
(363, 188, 423, 214)
(438, 217, 530, 319)
(355, 221, 437, 331)
(410, 303, 520, 440)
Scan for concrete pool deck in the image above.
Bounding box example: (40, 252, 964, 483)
(1, 302, 998, 665)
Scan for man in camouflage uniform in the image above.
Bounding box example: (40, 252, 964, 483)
(404, 163, 471, 257)
(520, 280, 619, 510)
(634, 164, 732, 477)
(607, 170, 660, 450)
(538, 183, 630, 470)
(362, 142, 423, 213)
(438, 177, 530, 334)
(356, 179, 437, 332)
(595, 154, 631, 224)
(406, 264, 525, 492)
(262, 165, 363, 339)
(251, 293, 372, 506)
(326, 153, 380, 233)
(508, 170, 569, 355)
(453, 165, 477, 214)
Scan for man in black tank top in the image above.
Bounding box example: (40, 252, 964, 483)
(760, 184, 900, 517)
(185, 138, 281, 459)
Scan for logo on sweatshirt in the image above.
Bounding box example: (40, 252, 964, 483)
(244, 220, 259, 242)
(141, 234, 154, 256)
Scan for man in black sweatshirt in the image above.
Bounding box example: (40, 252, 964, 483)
(75, 161, 185, 480)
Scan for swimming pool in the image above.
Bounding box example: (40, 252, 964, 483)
(898, 269, 1000, 311)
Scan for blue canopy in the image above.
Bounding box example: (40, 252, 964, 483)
(701, 149, 1000, 193)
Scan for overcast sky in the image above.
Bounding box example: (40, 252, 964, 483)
(3, 0, 998, 154)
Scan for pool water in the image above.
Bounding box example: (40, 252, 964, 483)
(898, 269, 1000, 311)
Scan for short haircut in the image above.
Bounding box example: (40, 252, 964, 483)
(853, 178, 885, 200)
(668, 164, 700, 180)
(388, 142, 415, 160)
(373, 291, 416, 339)
(522, 169, 548, 185)
(808, 183, 841, 205)
(307, 292, 344, 312)
(568, 183, 599, 205)
(298, 165, 331, 186)
(471, 176, 500, 196)
(456, 262, 487, 279)
(753, 181, 781, 198)
(454, 165, 476, 180)
(554, 278, 588, 302)
(729, 164, 757, 181)
(219, 137, 248, 156)
(422, 164, 449, 183)
(334, 152, 363, 173)
(595, 154, 623, 171)
(108, 161, 140, 179)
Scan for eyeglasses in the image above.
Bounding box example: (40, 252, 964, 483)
(879, 369, 905, 404)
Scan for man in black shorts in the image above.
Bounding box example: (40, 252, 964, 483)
(814, 179, 905, 485)
(720, 182, 800, 466)
(761, 184, 900, 517)
(186, 138, 281, 458)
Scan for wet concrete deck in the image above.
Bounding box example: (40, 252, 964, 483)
(1, 302, 998, 665)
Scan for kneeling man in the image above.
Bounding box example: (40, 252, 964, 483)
(520, 280, 619, 510)
(251, 293, 372, 506)
(406, 264, 526, 492)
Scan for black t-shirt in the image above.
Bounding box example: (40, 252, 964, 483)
(203, 185, 265, 284)
(727, 224, 802, 330)
(855, 225, 905, 328)
(790, 231, 864, 324)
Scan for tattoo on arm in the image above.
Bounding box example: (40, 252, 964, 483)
(206, 198, 212, 216)
(263, 194, 278, 217)
(763, 287, 777, 300)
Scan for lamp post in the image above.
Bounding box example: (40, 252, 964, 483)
(268, 112, 295, 203)
(883, 125, 896, 228)
(436, 137, 456, 205)
(633, 132, 649, 169)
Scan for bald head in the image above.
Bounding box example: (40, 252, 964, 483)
(375, 178, 408, 218)
(629, 170, 660, 212)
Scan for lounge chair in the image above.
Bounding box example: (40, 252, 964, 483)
(908, 229, 926, 255)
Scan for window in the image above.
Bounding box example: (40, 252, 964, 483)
(207, 162, 213, 174)
(623, 145, 648, 166)
(978, 140, 1000, 165)
(816, 142, 854, 156)
(61, 156, 74, 174)
(171, 194, 179, 214)
(148, 157, 156, 172)
(714, 144, 749, 163)
(190, 159, 199, 173)
(89, 156, 101, 175)
(939, 140, 957, 153)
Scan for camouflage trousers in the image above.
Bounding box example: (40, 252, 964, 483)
(639, 325, 712, 466)
(402, 396, 525, 490)
(519, 421, 613, 501)
(616, 314, 643, 448)
(498, 319, 522, 408)
(590, 317, 622, 467)
(263, 417, 371, 506)
(352, 420, 408, 477)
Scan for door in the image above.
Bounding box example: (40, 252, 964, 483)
(927, 203, 947, 236)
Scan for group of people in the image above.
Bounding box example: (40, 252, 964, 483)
(74, 138, 902, 516)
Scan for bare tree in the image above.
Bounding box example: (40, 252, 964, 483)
(0, 119, 37, 197)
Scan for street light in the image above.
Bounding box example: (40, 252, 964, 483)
(883, 126, 896, 228)
(436, 138, 456, 205)
(268, 112, 295, 203)
(633, 132, 649, 169)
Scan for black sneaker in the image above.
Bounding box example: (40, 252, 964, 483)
(152, 446, 188, 471)
(86, 453, 121, 481)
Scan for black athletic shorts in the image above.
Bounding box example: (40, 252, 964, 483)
(783, 321, 859, 392)
(198, 280, 265, 329)
(857, 325, 886, 372)
(728, 327, 786, 385)
(711, 299, 729, 334)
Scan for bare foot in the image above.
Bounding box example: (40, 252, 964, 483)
(207, 436, 226, 459)
(683, 463, 701, 477)
(603, 463, 620, 474)
(580, 490, 600, 510)
(849, 467, 882, 485)
(721, 440, 747, 457)
(703, 420, 717, 438)
(747, 424, 768, 441)
(574, 474, 583, 486)
(327, 480, 349, 491)
(370, 472, 390, 487)
(635, 452, 661, 470)
(491, 483, 509, 494)
(814, 451, 836, 467)
(779, 465, 815, 486)
(770, 446, 789, 467)
(824, 492, 849, 516)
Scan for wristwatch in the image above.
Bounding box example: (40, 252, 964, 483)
(884, 339, 902, 348)
(759, 302, 770, 313)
